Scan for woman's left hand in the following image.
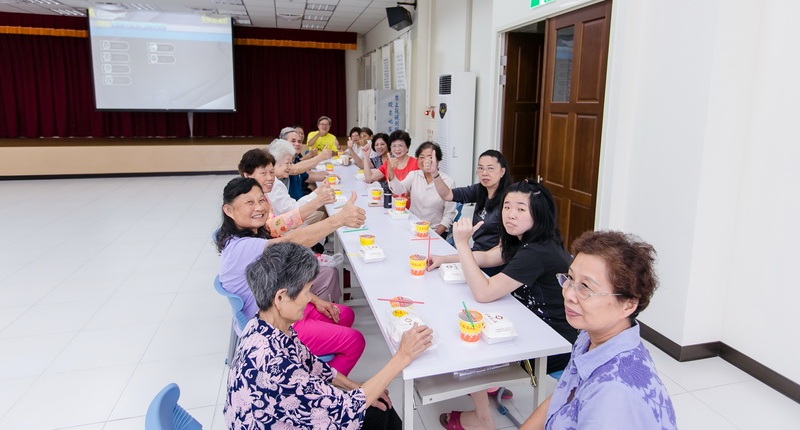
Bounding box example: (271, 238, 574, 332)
(315, 300, 340, 323)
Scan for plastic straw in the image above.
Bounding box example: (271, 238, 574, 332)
(378, 298, 425, 305)
(462, 301, 475, 329)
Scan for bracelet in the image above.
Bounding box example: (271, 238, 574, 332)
(433, 173, 440, 179)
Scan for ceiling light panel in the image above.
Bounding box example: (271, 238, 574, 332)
(306, 3, 336, 11)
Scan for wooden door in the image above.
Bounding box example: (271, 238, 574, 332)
(539, 0, 612, 248)
(501, 32, 545, 182)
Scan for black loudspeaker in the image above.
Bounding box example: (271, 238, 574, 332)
(386, 6, 413, 31)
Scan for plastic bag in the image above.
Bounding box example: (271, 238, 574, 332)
(316, 253, 344, 267)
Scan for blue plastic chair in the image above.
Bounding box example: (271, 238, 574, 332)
(145, 383, 202, 430)
(213, 275, 334, 364)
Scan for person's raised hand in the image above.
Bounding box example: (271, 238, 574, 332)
(422, 157, 438, 174)
(397, 323, 433, 362)
(335, 191, 366, 228)
(320, 148, 333, 159)
(360, 143, 371, 157)
(388, 156, 399, 170)
(452, 218, 483, 245)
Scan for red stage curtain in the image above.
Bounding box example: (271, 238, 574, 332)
(0, 11, 349, 139)
(0, 32, 190, 138)
(192, 45, 347, 138)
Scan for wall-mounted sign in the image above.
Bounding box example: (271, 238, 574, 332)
(531, 0, 554, 8)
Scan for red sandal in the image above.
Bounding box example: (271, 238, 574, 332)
(487, 387, 514, 400)
(439, 411, 465, 430)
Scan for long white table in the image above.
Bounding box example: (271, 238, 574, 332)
(323, 163, 571, 429)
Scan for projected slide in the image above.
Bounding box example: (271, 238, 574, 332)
(88, 9, 235, 111)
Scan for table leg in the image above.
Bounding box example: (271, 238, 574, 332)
(403, 378, 414, 430)
(333, 233, 344, 302)
(532, 357, 547, 406)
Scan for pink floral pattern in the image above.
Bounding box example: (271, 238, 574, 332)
(224, 318, 368, 429)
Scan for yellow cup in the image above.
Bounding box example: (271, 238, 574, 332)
(370, 188, 382, 202)
(358, 169, 364, 175)
(327, 175, 337, 185)
(333, 188, 342, 197)
(415, 221, 430, 237)
(409, 254, 426, 277)
(393, 196, 408, 212)
(458, 310, 484, 343)
(326, 163, 334, 173)
(359, 234, 375, 246)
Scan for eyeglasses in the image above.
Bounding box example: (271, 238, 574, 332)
(556, 273, 624, 300)
(476, 165, 498, 173)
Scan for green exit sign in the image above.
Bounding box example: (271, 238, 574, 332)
(531, 0, 555, 7)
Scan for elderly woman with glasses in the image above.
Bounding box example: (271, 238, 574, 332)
(431, 149, 512, 276)
(225, 242, 433, 429)
(363, 130, 418, 184)
(522, 230, 676, 429)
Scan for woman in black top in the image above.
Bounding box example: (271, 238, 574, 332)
(431, 149, 511, 276)
(430, 180, 578, 430)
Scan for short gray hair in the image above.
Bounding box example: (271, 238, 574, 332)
(246, 242, 319, 311)
(267, 139, 296, 162)
(279, 127, 299, 139)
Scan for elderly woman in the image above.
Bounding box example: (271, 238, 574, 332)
(522, 230, 676, 429)
(388, 142, 457, 236)
(431, 181, 578, 430)
(216, 177, 367, 375)
(267, 138, 330, 225)
(363, 130, 418, 184)
(356, 132, 390, 172)
(432, 149, 512, 276)
(225, 242, 434, 429)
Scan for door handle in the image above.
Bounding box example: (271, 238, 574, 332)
(536, 175, 543, 183)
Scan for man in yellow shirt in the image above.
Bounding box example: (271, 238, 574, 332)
(307, 116, 339, 153)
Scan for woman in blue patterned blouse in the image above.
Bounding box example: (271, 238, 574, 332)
(225, 242, 433, 429)
(522, 230, 676, 430)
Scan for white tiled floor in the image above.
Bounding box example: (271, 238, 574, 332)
(0, 175, 798, 429)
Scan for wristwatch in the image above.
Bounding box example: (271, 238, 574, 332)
(433, 173, 441, 179)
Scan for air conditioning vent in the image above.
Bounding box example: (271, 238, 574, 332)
(439, 75, 452, 95)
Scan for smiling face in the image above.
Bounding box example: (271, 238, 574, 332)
(476, 155, 506, 189)
(284, 131, 302, 153)
(373, 138, 388, 156)
(274, 155, 292, 179)
(502, 191, 534, 238)
(390, 140, 408, 158)
(350, 131, 361, 144)
(295, 127, 305, 143)
(418, 147, 436, 171)
(563, 253, 638, 339)
(317, 119, 331, 136)
(244, 163, 276, 193)
(359, 131, 371, 145)
(223, 185, 268, 233)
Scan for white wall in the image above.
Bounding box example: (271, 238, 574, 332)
(722, 0, 800, 383)
(363, 0, 493, 183)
